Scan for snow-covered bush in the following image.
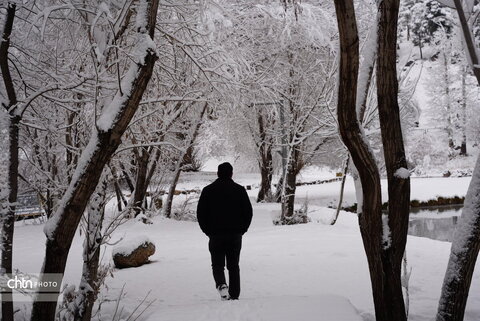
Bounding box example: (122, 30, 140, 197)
(273, 198, 311, 225)
(57, 263, 114, 321)
(171, 193, 199, 222)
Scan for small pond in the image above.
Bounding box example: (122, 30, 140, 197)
(408, 205, 463, 242)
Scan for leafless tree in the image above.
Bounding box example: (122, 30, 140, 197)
(30, 0, 160, 319)
(334, 1, 410, 320)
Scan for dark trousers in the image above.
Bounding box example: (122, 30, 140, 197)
(208, 234, 242, 299)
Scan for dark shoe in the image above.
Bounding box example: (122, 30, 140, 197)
(217, 284, 229, 301)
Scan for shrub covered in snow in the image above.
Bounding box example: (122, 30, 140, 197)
(273, 199, 311, 226)
(170, 193, 199, 222)
(172, 208, 197, 222)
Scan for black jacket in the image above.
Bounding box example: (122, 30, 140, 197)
(197, 178, 253, 236)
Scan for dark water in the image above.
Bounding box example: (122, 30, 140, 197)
(408, 206, 463, 242)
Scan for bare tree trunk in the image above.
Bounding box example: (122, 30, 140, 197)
(132, 150, 150, 216)
(436, 1, 480, 320)
(273, 175, 283, 203)
(30, 1, 159, 319)
(345, 17, 378, 224)
(257, 154, 273, 202)
(334, 1, 408, 320)
(257, 110, 274, 202)
(334, 4, 383, 319)
(114, 182, 124, 212)
(119, 161, 135, 193)
(164, 165, 182, 218)
(131, 136, 168, 216)
(376, 1, 410, 319)
(0, 4, 18, 321)
(283, 148, 298, 220)
(74, 180, 107, 321)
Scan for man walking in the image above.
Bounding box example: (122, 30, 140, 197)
(197, 162, 253, 300)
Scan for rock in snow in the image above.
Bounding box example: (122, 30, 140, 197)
(112, 235, 155, 268)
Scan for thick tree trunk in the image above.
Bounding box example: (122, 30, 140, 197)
(334, 1, 408, 320)
(0, 4, 18, 321)
(333, 4, 382, 319)
(376, 1, 410, 320)
(30, 2, 159, 319)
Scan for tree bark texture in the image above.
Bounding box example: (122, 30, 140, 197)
(132, 149, 150, 216)
(334, 1, 409, 320)
(376, 0, 410, 319)
(256, 110, 274, 203)
(74, 181, 107, 321)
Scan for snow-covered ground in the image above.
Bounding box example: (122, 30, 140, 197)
(10, 172, 480, 321)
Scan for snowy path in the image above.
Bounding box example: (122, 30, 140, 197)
(155, 295, 362, 321)
(99, 204, 480, 321)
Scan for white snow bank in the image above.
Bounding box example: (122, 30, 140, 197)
(112, 235, 153, 256)
(151, 295, 363, 321)
(268, 176, 472, 209)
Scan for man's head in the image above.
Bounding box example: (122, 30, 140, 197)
(217, 162, 233, 179)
